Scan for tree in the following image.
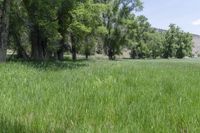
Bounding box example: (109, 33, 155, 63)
(101, 0, 143, 60)
(0, 0, 11, 62)
(57, 0, 75, 60)
(163, 24, 193, 58)
(175, 32, 192, 58)
(147, 32, 164, 59)
(128, 15, 153, 59)
(1, 0, 192, 62)
(9, 0, 29, 59)
(80, 35, 96, 59)
(163, 24, 179, 58)
(57, 0, 105, 61)
(23, 0, 61, 61)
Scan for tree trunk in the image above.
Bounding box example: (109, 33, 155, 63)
(13, 33, 29, 59)
(30, 25, 48, 61)
(57, 50, 64, 61)
(57, 35, 65, 61)
(85, 54, 89, 60)
(22, 0, 50, 61)
(0, 0, 10, 62)
(72, 45, 77, 61)
(108, 47, 114, 60)
(71, 34, 77, 61)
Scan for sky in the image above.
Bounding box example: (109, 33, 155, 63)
(137, 0, 200, 35)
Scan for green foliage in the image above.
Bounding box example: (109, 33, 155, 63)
(79, 35, 97, 58)
(23, 0, 62, 51)
(57, 0, 106, 60)
(2, 0, 194, 61)
(163, 24, 193, 58)
(128, 15, 163, 59)
(128, 21, 192, 59)
(9, 0, 30, 51)
(101, 0, 143, 59)
(146, 32, 164, 58)
(175, 32, 193, 58)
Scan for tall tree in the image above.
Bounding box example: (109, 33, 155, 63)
(101, 0, 143, 60)
(0, 0, 10, 62)
(146, 31, 164, 59)
(58, 0, 105, 61)
(23, 0, 61, 61)
(163, 24, 193, 58)
(57, 0, 75, 60)
(128, 15, 155, 59)
(175, 31, 192, 58)
(9, 0, 29, 59)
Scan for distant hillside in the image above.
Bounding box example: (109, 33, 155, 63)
(155, 28, 166, 33)
(192, 34, 200, 55)
(155, 28, 200, 55)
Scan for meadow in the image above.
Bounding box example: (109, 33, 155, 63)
(1, 59, 200, 132)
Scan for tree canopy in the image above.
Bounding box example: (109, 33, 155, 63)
(0, 0, 194, 62)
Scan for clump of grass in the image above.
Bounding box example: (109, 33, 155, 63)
(1, 59, 200, 132)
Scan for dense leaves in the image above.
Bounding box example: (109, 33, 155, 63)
(163, 24, 192, 58)
(0, 0, 194, 62)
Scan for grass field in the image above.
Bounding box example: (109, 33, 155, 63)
(1, 59, 200, 132)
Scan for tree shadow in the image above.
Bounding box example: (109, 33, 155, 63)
(0, 116, 69, 133)
(8, 59, 90, 71)
(0, 116, 41, 133)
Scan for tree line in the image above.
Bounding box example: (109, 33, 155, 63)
(0, 0, 193, 62)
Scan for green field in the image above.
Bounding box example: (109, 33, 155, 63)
(1, 59, 200, 132)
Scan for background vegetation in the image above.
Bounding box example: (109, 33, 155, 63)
(0, 0, 193, 62)
(0, 0, 198, 132)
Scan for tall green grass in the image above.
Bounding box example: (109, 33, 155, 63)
(1, 59, 200, 132)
